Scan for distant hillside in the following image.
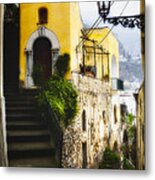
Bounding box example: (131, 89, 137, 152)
(119, 53, 143, 90)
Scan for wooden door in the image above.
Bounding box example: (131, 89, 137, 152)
(33, 37, 52, 80)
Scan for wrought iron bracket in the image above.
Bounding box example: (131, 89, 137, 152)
(104, 15, 144, 30)
(97, 1, 145, 30)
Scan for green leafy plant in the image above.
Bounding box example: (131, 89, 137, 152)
(121, 113, 136, 168)
(127, 113, 134, 125)
(37, 74, 79, 130)
(123, 157, 135, 170)
(99, 147, 121, 169)
(54, 53, 70, 77)
(126, 113, 135, 141)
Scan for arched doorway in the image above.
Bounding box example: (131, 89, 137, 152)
(33, 37, 52, 81)
(25, 26, 60, 88)
(82, 142, 87, 168)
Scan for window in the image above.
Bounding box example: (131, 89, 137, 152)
(102, 110, 106, 124)
(114, 105, 117, 124)
(113, 141, 118, 152)
(38, 7, 48, 24)
(82, 110, 86, 131)
(102, 65, 104, 78)
(123, 130, 128, 143)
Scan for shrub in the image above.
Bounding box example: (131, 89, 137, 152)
(123, 158, 135, 170)
(54, 53, 70, 77)
(99, 147, 121, 169)
(37, 74, 79, 130)
(127, 113, 134, 125)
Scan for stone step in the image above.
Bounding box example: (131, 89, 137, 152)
(6, 114, 39, 121)
(6, 101, 36, 107)
(5, 88, 57, 167)
(7, 130, 50, 143)
(4, 86, 19, 92)
(5, 90, 38, 97)
(6, 107, 36, 110)
(5, 96, 36, 101)
(8, 147, 55, 159)
(7, 129, 50, 136)
(21, 88, 38, 94)
(7, 121, 46, 130)
(6, 107, 37, 114)
(8, 156, 58, 168)
(8, 141, 54, 151)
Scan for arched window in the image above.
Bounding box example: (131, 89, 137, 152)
(123, 130, 128, 143)
(38, 7, 48, 24)
(82, 110, 86, 131)
(113, 141, 118, 151)
(102, 110, 106, 124)
(114, 105, 117, 124)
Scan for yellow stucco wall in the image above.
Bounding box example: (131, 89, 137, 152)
(88, 28, 119, 80)
(20, 2, 119, 85)
(70, 3, 83, 73)
(19, 2, 82, 84)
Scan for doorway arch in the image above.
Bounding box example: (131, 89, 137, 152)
(25, 26, 60, 88)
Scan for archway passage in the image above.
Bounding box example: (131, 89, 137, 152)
(33, 37, 52, 81)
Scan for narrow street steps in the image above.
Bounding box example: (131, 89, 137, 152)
(5, 89, 57, 168)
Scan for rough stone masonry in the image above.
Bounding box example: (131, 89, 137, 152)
(62, 72, 112, 168)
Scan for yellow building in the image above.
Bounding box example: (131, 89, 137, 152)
(1, 2, 123, 167)
(84, 27, 119, 80)
(19, 2, 83, 88)
(19, 2, 120, 89)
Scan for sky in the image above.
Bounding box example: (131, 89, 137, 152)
(2, 0, 141, 56)
(79, 0, 141, 56)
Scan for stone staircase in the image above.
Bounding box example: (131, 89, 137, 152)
(5, 89, 57, 168)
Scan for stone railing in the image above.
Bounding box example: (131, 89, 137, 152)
(71, 72, 110, 95)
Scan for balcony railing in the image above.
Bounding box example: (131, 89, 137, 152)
(111, 78, 124, 91)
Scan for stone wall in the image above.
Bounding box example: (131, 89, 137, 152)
(136, 82, 145, 169)
(0, 4, 8, 167)
(0, 97, 7, 166)
(136, 0, 145, 170)
(62, 72, 121, 168)
(109, 93, 121, 150)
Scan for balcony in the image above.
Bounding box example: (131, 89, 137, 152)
(111, 78, 124, 91)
